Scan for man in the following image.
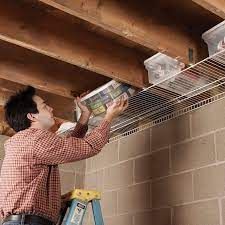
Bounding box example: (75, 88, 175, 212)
(0, 86, 128, 225)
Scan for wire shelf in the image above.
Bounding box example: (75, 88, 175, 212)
(108, 49, 225, 141)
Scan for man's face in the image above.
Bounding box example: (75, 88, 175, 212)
(32, 95, 55, 129)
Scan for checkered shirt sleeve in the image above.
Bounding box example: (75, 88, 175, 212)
(66, 122, 88, 138)
(34, 120, 110, 165)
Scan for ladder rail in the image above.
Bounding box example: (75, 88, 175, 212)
(92, 200, 104, 225)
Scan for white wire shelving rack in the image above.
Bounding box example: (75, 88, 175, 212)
(108, 49, 225, 142)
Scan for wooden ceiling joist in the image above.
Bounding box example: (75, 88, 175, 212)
(192, 0, 225, 19)
(38, 0, 206, 64)
(0, 41, 110, 99)
(0, 1, 148, 88)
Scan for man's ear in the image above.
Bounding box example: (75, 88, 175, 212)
(27, 113, 38, 122)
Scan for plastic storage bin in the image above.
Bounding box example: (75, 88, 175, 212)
(144, 53, 185, 85)
(202, 20, 225, 56)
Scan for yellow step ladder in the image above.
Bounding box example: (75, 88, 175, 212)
(58, 189, 104, 225)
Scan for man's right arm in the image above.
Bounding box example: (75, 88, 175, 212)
(34, 97, 128, 165)
(34, 119, 111, 165)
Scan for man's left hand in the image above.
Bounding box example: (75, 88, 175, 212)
(75, 91, 92, 124)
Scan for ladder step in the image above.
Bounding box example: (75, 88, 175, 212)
(62, 189, 101, 202)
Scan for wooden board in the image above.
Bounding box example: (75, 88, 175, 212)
(193, 0, 225, 19)
(38, 0, 212, 64)
(0, 1, 149, 88)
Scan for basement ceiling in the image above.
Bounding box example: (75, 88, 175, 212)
(0, 0, 224, 137)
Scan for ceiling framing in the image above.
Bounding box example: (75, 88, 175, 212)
(0, 0, 223, 136)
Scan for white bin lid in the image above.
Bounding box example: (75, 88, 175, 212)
(202, 20, 225, 41)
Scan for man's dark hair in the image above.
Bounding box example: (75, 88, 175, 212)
(4, 86, 39, 132)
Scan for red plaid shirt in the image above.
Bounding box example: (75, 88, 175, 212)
(0, 120, 110, 224)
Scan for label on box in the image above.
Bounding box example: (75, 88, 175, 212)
(81, 80, 137, 116)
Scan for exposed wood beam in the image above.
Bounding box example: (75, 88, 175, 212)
(38, 0, 206, 64)
(0, 121, 15, 137)
(192, 0, 225, 19)
(0, 89, 23, 136)
(0, 1, 148, 88)
(0, 41, 110, 99)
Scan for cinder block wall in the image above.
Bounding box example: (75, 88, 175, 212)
(83, 98, 225, 225)
(59, 160, 85, 195)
